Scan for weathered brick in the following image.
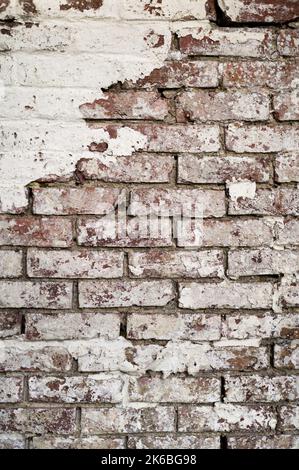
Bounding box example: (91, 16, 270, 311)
(132, 342, 268, 374)
(277, 276, 299, 307)
(179, 26, 275, 57)
(0, 250, 22, 277)
(223, 61, 299, 89)
(0, 377, 23, 403)
(176, 89, 269, 122)
(226, 124, 299, 153)
(278, 30, 299, 56)
(0, 312, 22, 338)
(223, 313, 299, 340)
(127, 313, 221, 341)
(276, 218, 299, 245)
(228, 248, 299, 277)
(128, 434, 220, 449)
(128, 249, 224, 278)
(279, 405, 299, 430)
(25, 312, 120, 340)
(77, 154, 174, 183)
(273, 90, 299, 121)
(227, 188, 299, 216)
(178, 155, 271, 184)
(0, 281, 72, 308)
(129, 189, 225, 217)
(28, 374, 124, 403)
(79, 91, 169, 120)
(275, 342, 299, 369)
(33, 187, 124, 215)
(79, 279, 175, 308)
(0, 341, 73, 372)
(0, 408, 76, 434)
(0, 434, 25, 449)
(31, 436, 126, 449)
(225, 375, 299, 402)
(81, 406, 175, 434)
(27, 248, 124, 278)
(275, 153, 299, 182)
(179, 280, 273, 309)
(129, 61, 219, 89)
(176, 218, 274, 247)
(128, 376, 220, 403)
(228, 435, 299, 449)
(218, 0, 299, 23)
(92, 124, 220, 153)
(179, 404, 277, 432)
(0, 216, 73, 247)
(77, 216, 172, 247)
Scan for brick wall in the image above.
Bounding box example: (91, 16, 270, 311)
(0, 0, 299, 449)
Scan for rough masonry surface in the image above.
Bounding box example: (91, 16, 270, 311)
(0, 0, 298, 449)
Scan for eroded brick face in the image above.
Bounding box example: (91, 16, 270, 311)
(0, 0, 298, 450)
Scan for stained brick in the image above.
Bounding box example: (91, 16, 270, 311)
(81, 406, 175, 434)
(0, 312, 22, 338)
(178, 404, 277, 432)
(225, 375, 299, 402)
(0, 281, 72, 308)
(228, 435, 299, 449)
(279, 405, 299, 430)
(273, 90, 299, 121)
(0, 434, 25, 449)
(275, 153, 299, 182)
(79, 280, 175, 307)
(128, 249, 224, 278)
(128, 434, 219, 449)
(178, 155, 271, 184)
(0, 377, 23, 403)
(179, 280, 273, 309)
(275, 342, 299, 369)
(0, 216, 73, 247)
(77, 154, 174, 183)
(278, 30, 299, 56)
(127, 313, 221, 341)
(27, 248, 124, 278)
(218, 0, 299, 23)
(31, 436, 126, 449)
(0, 250, 22, 277)
(129, 376, 220, 403)
(28, 375, 124, 403)
(276, 218, 299, 245)
(25, 312, 120, 340)
(0, 408, 76, 434)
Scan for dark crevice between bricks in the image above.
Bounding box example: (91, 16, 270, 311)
(220, 435, 228, 449)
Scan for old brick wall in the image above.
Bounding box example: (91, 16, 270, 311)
(0, 0, 299, 449)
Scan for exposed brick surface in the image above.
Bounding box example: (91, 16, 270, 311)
(0, 0, 298, 450)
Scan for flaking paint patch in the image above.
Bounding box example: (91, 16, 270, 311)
(227, 180, 256, 202)
(0, 19, 172, 212)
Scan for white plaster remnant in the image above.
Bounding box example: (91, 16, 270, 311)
(227, 180, 256, 202)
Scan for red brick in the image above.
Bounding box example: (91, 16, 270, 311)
(129, 189, 225, 217)
(129, 376, 220, 403)
(223, 61, 299, 89)
(273, 90, 299, 120)
(178, 155, 271, 183)
(275, 153, 299, 182)
(225, 375, 299, 402)
(79, 279, 175, 307)
(0, 408, 76, 434)
(81, 406, 175, 434)
(226, 124, 299, 153)
(128, 249, 224, 278)
(77, 216, 172, 247)
(275, 342, 299, 369)
(179, 27, 275, 57)
(27, 248, 124, 278)
(77, 154, 174, 183)
(92, 123, 220, 153)
(176, 89, 269, 122)
(79, 91, 169, 120)
(178, 404, 277, 432)
(0, 216, 73, 247)
(128, 60, 219, 88)
(278, 30, 299, 56)
(218, 0, 299, 23)
(33, 187, 125, 215)
(28, 375, 124, 403)
(0, 281, 72, 308)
